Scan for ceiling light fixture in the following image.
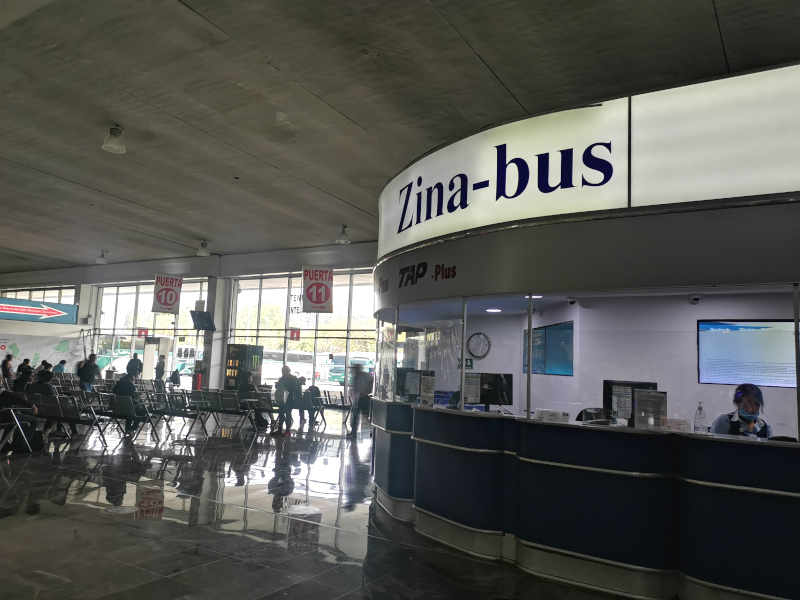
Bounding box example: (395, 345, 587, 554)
(196, 241, 210, 257)
(102, 125, 126, 154)
(525, 295, 543, 299)
(95, 250, 108, 265)
(335, 225, 351, 245)
(486, 308, 502, 313)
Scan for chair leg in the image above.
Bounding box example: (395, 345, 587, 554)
(9, 410, 32, 453)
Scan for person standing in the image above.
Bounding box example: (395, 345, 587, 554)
(1, 354, 14, 381)
(53, 360, 67, 373)
(126, 353, 143, 379)
(77, 354, 100, 392)
(346, 364, 373, 438)
(275, 366, 299, 436)
(155, 355, 166, 381)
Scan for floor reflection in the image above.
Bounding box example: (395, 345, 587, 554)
(0, 410, 614, 599)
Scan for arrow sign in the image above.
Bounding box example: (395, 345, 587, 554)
(0, 304, 68, 320)
(0, 298, 77, 324)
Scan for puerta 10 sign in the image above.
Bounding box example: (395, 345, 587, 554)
(302, 265, 333, 313)
(152, 273, 183, 315)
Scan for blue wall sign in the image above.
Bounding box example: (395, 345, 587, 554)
(0, 297, 78, 324)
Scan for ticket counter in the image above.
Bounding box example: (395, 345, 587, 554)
(372, 404, 800, 599)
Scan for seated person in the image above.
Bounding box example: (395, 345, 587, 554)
(0, 389, 40, 451)
(112, 373, 144, 435)
(238, 372, 271, 428)
(710, 383, 773, 439)
(53, 360, 67, 374)
(29, 371, 78, 436)
(12, 370, 34, 394)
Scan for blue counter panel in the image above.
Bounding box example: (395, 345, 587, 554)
(675, 434, 800, 494)
(517, 421, 673, 475)
(517, 460, 677, 570)
(372, 400, 414, 433)
(413, 408, 505, 452)
(679, 481, 799, 599)
(373, 427, 415, 500)
(415, 441, 505, 532)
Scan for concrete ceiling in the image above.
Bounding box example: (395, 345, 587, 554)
(1, 0, 799, 273)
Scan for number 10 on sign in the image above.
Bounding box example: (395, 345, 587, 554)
(302, 265, 333, 313)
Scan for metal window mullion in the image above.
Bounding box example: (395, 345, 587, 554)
(283, 277, 292, 366)
(312, 312, 319, 387)
(344, 273, 354, 403)
(132, 286, 139, 330)
(255, 278, 263, 345)
(459, 299, 467, 411)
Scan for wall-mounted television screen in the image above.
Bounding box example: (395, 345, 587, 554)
(698, 320, 795, 388)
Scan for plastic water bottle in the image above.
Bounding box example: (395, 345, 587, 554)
(694, 402, 707, 434)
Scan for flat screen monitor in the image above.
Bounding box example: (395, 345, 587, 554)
(697, 320, 795, 387)
(602, 380, 658, 427)
(189, 310, 216, 332)
(464, 373, 513, 405)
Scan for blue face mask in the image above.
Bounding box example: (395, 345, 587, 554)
(738, 408, 759, 421)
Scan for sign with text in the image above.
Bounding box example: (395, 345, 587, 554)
(152, 273, 183, 315)
(0, 297, 77, 325)
(302, 265, 333, 313)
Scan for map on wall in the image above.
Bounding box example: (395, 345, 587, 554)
(0, 335, 83, 370)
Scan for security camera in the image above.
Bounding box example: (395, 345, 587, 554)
(567, 297, 577, 306)
(690, 294, 702, 305)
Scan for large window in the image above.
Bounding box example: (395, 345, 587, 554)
(95, 281, 208, 381)
(230, 271, 376, 395)
(0, 286, 76, 304)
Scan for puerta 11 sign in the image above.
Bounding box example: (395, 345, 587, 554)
(378, 98, 629, 257)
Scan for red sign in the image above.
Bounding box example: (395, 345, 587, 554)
(302, 265, 333, 313)
(152, 272, 183, 315)
(137, 329, 149, 338)
(289, 328, 300, 341)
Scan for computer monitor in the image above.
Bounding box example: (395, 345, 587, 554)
(189, 310, 216, 331)
(464, 373, 513, 405)
(602, 380, 657, 427)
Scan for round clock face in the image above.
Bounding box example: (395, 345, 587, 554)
(468, 332, 491, 358)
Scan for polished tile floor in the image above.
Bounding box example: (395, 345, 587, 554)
(0, 410, 614, 600)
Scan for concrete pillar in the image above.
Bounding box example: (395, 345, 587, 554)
(203, 277, 231, 390)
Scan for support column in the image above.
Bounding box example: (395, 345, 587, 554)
(203, 277, 231, 390)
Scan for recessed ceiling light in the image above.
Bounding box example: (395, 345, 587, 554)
(525, 295, 543, 298)
(486, 308, 501, 313)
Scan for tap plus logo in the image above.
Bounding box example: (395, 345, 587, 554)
(375, 276, 389, 295)
(399, 262, 427, 287)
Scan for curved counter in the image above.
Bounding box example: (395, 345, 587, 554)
(374, 404, 800, 600)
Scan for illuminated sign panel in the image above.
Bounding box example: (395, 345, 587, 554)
(378, 65, 800, 259)
(378, 99, 629, 257)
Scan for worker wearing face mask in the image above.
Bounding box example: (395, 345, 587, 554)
(710, 383, 773, 439)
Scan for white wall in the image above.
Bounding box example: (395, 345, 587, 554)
(466, 315, 525, 410)
(523, 293, 795, 437)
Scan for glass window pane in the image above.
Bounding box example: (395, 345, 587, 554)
(111, 334, 132, 373)
(259, 337, 285, 386)
(116, 287, 136, 329)
(288, 277, 316, 329)
(60, 288, 75, 304)
(235, 280, 260, 332)
(44, 289, 59, 303)
(136, 285, 154, 330)
(259, 278, 288, 330)
(16, 291, 29, 301)
(100, 287, 117, 329)
(350, 277, 377, 332)
(29, 290, 44, 302)
(316, 274, 350, 330)
(155, 312, 175, 330)
(178, 281, 203, 330)
(286, 340, 315, 380)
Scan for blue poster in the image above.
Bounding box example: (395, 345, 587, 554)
(0, 297, 78, 325)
